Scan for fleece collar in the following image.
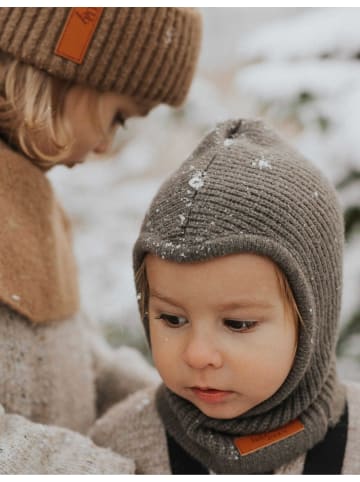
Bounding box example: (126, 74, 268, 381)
(0, 140, 79, 322)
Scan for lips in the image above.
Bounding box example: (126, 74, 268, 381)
(190, 387, 234, 404)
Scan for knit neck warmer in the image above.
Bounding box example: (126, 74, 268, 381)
(156, 360, 345, 474)
(0, 139, 79, 323)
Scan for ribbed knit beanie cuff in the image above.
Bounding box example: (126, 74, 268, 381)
(0, 7, 202, 106)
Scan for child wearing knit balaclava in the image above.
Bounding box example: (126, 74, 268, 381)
(90, 119, 360, 474)
(0, 7, 202, 474)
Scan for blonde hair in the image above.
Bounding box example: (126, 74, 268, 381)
(135, 255, 303, 331)
(273, 261, 303, 332)
(0, 53, 106, 169)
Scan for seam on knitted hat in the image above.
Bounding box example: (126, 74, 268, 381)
(225, 119, 243, 139)
(182, 152, 217, 235)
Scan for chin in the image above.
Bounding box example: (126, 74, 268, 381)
(198, 406, 238, 419)
(194, 400, 254, 420)
(65, 158, 84, 168)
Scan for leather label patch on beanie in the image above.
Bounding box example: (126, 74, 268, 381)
(234, 419, 305, 456)
(55, 7, 104, 64)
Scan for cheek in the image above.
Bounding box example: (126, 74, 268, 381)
(230, 327, 297, 388)
(149, 323, 174, 374)
(256, 348, 294, 382)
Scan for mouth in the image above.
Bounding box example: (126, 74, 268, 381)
(190, 387, 234, 404)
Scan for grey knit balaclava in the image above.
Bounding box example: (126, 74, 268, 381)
(133, 119, 346, 474)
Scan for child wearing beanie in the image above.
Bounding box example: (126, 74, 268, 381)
(90, 119, 360, 474)
(0, 7, 202, 474)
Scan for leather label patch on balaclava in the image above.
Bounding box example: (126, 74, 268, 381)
(234, 419, 305, 455)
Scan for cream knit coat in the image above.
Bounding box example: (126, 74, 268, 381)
(90, 382, 360, 474)
(0, 402, 135, 474)
(0, 305, 159, 432)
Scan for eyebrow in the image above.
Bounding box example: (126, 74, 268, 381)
(149, 290, 274, 311)
(217, 300, 274, 311)
(149, 291, 183, 309)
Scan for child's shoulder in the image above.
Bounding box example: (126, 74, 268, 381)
(90, 386, 162, 441)
(342, 380, 360, 474)
(276, 380, 360, 475)
(0, 139, 51, 198)
(345, 378, 360, 396)
(344, 379, 360, 427)
(90, 385, 171, 474)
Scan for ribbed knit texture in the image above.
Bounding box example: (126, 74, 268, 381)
(0, 7, 202, 106)
(0, 302, 160, 435)
(0, 403, 135, 474)
(0, 305, 96, 434)
(133, 118, 346, 473)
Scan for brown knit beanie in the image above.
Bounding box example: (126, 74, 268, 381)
(133, 119, 346, 474)
(0, 7, 202, 106)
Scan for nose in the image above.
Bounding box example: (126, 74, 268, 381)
(93, 139, 110, 154)
(182, 329, 223, 370)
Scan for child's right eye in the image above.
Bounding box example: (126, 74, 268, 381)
(155, 314, 187, 327)
(224, 319, 258, 332)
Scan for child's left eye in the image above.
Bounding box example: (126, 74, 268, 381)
(155, 314, 187, 328)
(224, 319, 257, 332)
(113, 112, 126, 127)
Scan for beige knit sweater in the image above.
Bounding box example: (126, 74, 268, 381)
(90, 381, 360, 474)
(0, 403, 135, 474)
(0, 304, 159, 433)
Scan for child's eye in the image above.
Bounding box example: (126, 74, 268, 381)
(113, 112, 126, 127)
(224, 319, 257, 332)
(155, 314, 188, 328)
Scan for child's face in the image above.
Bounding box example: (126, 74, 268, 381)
(146, 253, 298, 420)
(60, 85, 156, 167)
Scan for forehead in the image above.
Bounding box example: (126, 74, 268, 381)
(145, 253, 282, 307)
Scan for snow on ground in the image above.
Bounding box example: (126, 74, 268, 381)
(236, 61, 360, 183)
(235, 9, 360, 183)
(237, 8, 360, 61)
(237, 60, 360, 103)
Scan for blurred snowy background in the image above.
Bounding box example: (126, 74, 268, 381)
(48, 7, 360, 380)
